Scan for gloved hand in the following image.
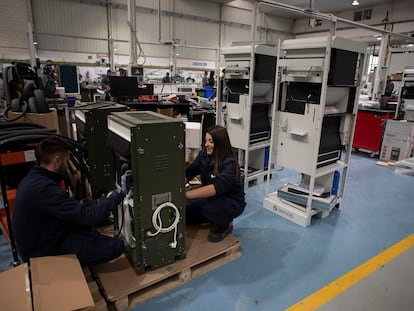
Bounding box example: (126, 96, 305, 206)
(107, 189, 125, 207)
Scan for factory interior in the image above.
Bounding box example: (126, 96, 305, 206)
(1, 0, 414, 310)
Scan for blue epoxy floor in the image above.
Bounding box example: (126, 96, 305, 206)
(1, 152, 413, 310)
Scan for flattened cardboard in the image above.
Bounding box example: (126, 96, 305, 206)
(0, 263, 32, 311)
(30, 254, 94, 311)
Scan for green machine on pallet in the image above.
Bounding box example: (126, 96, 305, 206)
(74, 101, 127, 199)
(107, 111, 186, 274)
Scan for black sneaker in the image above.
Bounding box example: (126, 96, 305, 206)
(207, 231, 227, 242)
(207, 222, 233, 243)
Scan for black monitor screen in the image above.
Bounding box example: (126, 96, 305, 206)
(137, 84, 154, 96)
(59, 64, 79, 94)
(109, 76, 139, 101)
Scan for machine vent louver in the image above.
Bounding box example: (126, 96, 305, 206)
(155, 154, 169, 170)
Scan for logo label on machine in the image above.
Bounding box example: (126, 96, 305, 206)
(273, 205, 294, 219)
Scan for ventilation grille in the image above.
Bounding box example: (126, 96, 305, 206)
(154, 154, 169, 170)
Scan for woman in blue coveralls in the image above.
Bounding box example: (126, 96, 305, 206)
(185, 125, 245, 242)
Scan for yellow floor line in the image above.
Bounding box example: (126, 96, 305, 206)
(285, 233, 414, 311)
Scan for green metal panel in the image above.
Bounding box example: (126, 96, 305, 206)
(111, 111, 186, 274)
(77, 102, 127, 198)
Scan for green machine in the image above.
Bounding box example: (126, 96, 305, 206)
(107, 111, 186, 274)
(74, 101, 127, 199)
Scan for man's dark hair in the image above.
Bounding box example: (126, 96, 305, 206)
(35, 137, 70, 165)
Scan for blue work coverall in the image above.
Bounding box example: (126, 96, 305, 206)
(12, 166, 124, 266)
(186, 150, 245, 233)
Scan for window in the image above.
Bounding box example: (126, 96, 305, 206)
(354, 9, 372, 21)
(367, 54, 379, 76)
(363, 9, 372, 20)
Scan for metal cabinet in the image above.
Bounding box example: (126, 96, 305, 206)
(395, 67, 414, 121)
(74, 102, 127, 199)
(217, 43, 277, 189)
(352, 109, 395, 156)
(108, 111, 186, 274)
(263, 36, 366, 227)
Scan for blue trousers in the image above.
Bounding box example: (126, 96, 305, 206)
(52, 226, 124, 266)
(186, 196, 244, 233)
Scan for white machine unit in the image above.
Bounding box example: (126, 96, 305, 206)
(380, 119, 414, 161)
(395, 67, 414, 121)
(218, 43, 278, 188)
(263, 36, 366, 227)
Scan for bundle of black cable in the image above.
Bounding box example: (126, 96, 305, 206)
(3, 82, 50, 122)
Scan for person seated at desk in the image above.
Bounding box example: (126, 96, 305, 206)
(162, 72, 171, 83)
(185, 125, 245, 242)
(202, 71, 208, 88)
(100, 69, 112, 100)
(40, 64, 56, 99)
(12, 137, 125, 266)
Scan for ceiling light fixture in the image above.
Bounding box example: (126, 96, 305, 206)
(352, 0, 360, 6)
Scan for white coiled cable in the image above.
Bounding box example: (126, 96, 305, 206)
(146, 202, 180, 248)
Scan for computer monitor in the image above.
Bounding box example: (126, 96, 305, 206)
(137, 84, 154, 96)
(109, 76, 140, 101)
(59, 64, 79, 94)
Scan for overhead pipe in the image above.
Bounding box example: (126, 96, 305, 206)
(158, 0, 161, 42)
(372, 33, 390, 100)
(309, 0, 315, 11)
(106, 1, 114, 70)
(252, 0, 413, 42)
(26, 0, 37, 69)
(128, 0, 137, 65)
(170, 0, 176, 77)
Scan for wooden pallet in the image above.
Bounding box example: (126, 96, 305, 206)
(83, 267, 109, 311)
(91, 225, 241, 311)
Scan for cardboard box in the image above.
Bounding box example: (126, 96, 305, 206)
(380, 120, 414, 161)
(390, 72, 403, 81)
(184, 121, 202, 149)
(8, 108, 60, 133)
(184, 121, 202, 163)
(0, 263, 32, 311)
(156, 107, 174, 117)
(30, 255, 94, 311)
(0, 255, 94, 311)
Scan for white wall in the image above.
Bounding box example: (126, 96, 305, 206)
(389, 52, 414, 74)
(1, 0, 413, 71)
(0, 0, 30, 60)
